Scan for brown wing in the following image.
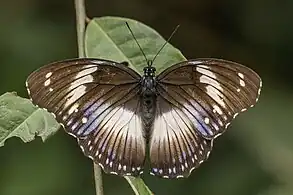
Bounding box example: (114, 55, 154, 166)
(26, 58, 141, 137)
(26, 58, 146, 176)
(156, 58, 262, 139)
(149, 95, 212, 178)
(77, 93, 146, 176)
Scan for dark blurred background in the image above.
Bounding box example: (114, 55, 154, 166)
(0, 0, 292, 195)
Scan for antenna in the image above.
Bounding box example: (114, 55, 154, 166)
(125, 22, 148, 65)
(125, 22, 180, 67)
(151, 25, 180, 65)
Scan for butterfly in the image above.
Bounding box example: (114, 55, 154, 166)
(26, 57, 262, 179)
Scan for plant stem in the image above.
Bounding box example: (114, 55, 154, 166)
(74, 0, 86, 57)
(74, 1, 104, 195)
(93, 163, 104, 195)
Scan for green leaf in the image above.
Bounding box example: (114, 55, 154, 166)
(85, 16, 186, 75)
(0, 92, 60, 147)
(85, 16, 187, 195)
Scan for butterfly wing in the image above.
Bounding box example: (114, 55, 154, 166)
(149, 95, 212, 178)
(77, 93, 145, 176)
(156, 58, 262, 139)
(149, 58, 261, 178)
(26, 58, 146, 176)
(26, 58, 140, 137)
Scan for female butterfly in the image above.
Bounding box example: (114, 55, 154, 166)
(26, 24, 262, 179)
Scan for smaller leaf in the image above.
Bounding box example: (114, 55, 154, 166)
(0, 92, 60, 147)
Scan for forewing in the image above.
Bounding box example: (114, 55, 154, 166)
(149, 96, 212, 178)
(156, 58, 262, 139)
(78, 93, 145, 176)
(26, 58, 141, 137)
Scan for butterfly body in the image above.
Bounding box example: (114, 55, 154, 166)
(141, 66, 157, 132)
(26, 58, 262, 178)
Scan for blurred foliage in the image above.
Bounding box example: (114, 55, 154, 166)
(0, 0, 292, 195)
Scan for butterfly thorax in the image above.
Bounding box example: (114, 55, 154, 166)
(141, 66, 157, 136)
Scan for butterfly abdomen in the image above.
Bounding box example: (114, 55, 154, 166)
(141, 92, 156, 127)
(141, 75, 157, 138)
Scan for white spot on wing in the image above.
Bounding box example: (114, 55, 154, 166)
(82, 117, 88, 123)
(238, 72, 244, 79)
(173, 167, 176, 174)
(240, 79, 245, 87)
(213, 105, 223, 115)
(45, 72, 52, 78)
(204, 117, 210, 124)
(44, 79, 51, 86)
(68, 103, 79, 115)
